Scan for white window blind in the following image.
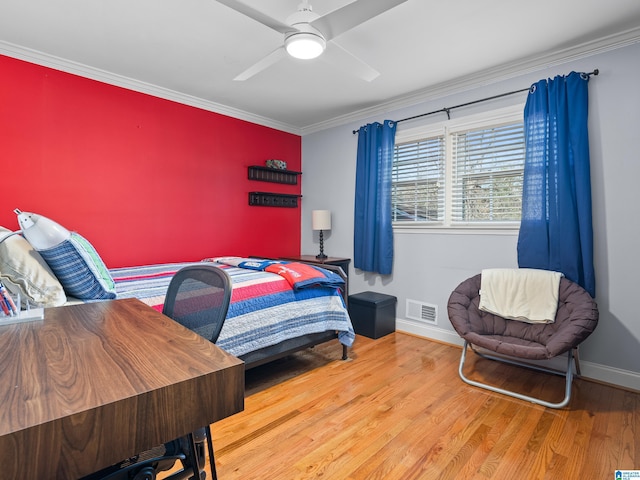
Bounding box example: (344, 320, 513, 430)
(391, 105, 525, 228)
(392, 136, 445, 222)
(451, 122, 525, 222)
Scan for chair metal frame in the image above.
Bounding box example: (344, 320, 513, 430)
(459, 341, 581, 409)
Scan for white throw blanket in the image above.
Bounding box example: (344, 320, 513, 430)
(479, 268, 563, 324)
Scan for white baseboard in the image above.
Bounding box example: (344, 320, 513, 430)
(396, 318, 640, 392)
(397, 318, 465, 347)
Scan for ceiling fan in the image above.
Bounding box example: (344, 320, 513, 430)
(216, 0, 409, 81)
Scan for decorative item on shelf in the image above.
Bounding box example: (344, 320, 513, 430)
(312, 210, 331, 260)
(265, 159, 288, 170)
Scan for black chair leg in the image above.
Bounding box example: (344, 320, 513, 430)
(205, 426, 217, 480)
(185, 432, 203, 480)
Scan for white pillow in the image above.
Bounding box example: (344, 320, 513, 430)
(0, 227, 67, 307)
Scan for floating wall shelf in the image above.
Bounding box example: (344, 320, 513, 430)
(249, 192, 301, 208)
(248, 166, 301, 185)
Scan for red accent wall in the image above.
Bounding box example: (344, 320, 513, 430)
(0, 55, 301, 268)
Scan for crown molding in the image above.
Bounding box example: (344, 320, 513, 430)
(3, 24, 640, 138)
(0, 41, 302, 135)
(299, 25, 640, 136)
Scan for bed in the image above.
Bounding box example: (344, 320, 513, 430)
(1, 222, 354, 368)
(109, 257, 355, 368)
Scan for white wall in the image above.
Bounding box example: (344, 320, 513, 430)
(301, 41, 640, 390)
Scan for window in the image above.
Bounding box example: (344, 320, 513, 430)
(392, 105, 525, 228)
(392, 136, 445, 222)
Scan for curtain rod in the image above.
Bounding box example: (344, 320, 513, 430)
(352, 69, 599, 134)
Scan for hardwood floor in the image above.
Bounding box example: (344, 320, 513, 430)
(168, 333, 639, 479)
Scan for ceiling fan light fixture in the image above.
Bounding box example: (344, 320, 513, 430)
(285, 31, 326, 60)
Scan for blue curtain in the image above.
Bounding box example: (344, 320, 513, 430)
(517, 72, 595, 297)
(354, 120, 397, 275)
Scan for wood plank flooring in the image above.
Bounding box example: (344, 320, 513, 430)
(165, 332, 640, 479)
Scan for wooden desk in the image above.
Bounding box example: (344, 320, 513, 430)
(0, 298, 244, 479)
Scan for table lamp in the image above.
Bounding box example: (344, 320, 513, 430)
(312, 210, 331, 260)
(14, 209, 70, 250)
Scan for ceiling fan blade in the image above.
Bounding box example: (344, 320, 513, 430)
(234, 47, 287, 81)
(216, 0, 294, 34)
(322, 42, 379, 82)
(311, 0, 409, 40)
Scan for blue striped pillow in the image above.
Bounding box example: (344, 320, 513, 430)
(38, 233, 116, 300)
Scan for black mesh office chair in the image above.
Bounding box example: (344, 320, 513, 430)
(81, 264, 232, 480)
(162, 264, 232, 345)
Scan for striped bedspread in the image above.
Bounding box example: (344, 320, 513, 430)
(110, 261, 355, 357)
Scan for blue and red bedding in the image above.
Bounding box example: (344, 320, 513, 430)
(109, 259, 355, 358)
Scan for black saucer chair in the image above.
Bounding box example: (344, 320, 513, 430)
(447, 273, 598, 408)
(81, 264, 232, 480)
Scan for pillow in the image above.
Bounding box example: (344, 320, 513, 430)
(38, 232, 116, 300)
(0, 227, 67, 307)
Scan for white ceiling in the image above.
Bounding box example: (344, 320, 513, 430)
(1, 0, 640, 134)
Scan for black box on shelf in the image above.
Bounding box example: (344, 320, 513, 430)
(348, 291, 397, 339)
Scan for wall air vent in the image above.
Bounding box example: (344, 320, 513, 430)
(406, 299, 438, 325)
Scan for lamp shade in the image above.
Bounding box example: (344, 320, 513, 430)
(312, 210, 331, 231)
(14, 209, 70, 251)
